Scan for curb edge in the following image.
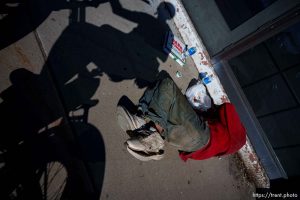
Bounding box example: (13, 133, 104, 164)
(166, 0, 270, 188)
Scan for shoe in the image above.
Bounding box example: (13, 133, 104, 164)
(126, 131, 164, 153)
(126, 145, 164, 161)
(116, 106, 146, 132)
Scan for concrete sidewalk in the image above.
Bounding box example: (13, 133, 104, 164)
(0, 0, 255, 199)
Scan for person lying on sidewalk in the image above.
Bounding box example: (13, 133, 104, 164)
(116, 72, 246, 161)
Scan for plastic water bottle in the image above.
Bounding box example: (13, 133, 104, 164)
(183, 47, 197, 57)
(199, 72, 213, 85)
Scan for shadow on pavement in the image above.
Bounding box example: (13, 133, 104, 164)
(0, 0, 107, 50)
(0, 68, 105, 199)
(0, 0, 175, 199)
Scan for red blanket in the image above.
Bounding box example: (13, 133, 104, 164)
(179, 103, 246, 161)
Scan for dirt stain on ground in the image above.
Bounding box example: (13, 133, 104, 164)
(229, 154, 254, 189)
(14, 45, 32, 67)
(201, 60, 209, 66)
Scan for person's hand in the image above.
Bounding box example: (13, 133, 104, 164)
(154, 123, 164, 134)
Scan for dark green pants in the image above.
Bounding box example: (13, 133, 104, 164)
(138, 77, 210, 152)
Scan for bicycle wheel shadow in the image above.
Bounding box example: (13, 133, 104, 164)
(0, 0, 176, 199)
(0, 68, 105, 200)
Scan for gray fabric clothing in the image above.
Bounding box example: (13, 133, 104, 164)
(138, 77, 210, 152)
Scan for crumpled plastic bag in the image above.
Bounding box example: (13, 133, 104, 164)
(185, 82, 212, 111)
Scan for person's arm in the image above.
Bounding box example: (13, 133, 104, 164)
(110, 0, 139, 23)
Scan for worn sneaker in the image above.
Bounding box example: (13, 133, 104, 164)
(126, 145, 164, 161)
(126, 130, 164, 153)
(116, 106, 146, 132)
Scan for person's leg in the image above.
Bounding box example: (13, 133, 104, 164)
(116, 105, 146, 132)
(138, 76, 175, 130)
(139, 76, 210, 152)
(116, 100, 164, 152)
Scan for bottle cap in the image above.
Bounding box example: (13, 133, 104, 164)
(199, 72, 207, 79)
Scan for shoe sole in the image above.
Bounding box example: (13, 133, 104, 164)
(126, 146, 164, 161)
(126, 133, 164, 154)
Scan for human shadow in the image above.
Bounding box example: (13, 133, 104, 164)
(0, 68, 105, 200)
(0, 0, 176, 199)
(0, 0, 108, 50)
(110, 0, 176, 51)
(42, 0, 175, 90)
